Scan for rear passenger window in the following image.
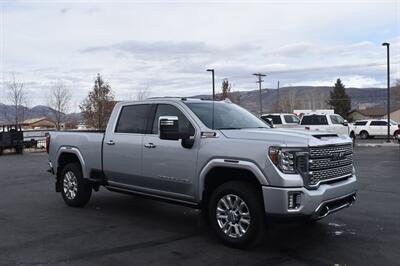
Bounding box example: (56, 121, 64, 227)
(370, 121, 387, 126)
(115, 104, 152, 133)
(300, 115, 328, 125)
(354, 121, 367, 126)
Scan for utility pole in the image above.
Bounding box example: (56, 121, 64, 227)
(277, 81, 280, 112)
(253, 73, 266, 116)
(206, 69, 215, 129)
(382, 42, 391, 142)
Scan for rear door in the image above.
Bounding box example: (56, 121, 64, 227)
(141, 103, 198, 200)
(369, 121, 387, 136)
(103, 104, 154, 186)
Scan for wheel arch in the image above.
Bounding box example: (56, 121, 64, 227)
(56, 147, 87, 180)
(198, 159, 269, 203)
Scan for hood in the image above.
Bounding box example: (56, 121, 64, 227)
(220, 128, 351, 147)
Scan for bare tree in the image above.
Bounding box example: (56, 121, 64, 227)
(135, 87, 151, 101)
(80, 74, 116, 130)
(48, 82, 72, 130)
(6, 73, 26, 126)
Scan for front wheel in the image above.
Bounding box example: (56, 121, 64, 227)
(60, 163, 92, 207)
(208, 181, 265, 248)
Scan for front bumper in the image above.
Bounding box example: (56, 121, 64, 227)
(262, 175, 357, 218)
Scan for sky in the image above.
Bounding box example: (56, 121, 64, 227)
(0, 0, 399, 111)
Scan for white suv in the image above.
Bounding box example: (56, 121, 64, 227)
(350, 119, 399, 139)
(260, 113, 300, 128)
(299, 113, 349, 136)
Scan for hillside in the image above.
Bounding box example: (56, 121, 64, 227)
(0, 86, 395, 123)
(196, 86, 392, 114)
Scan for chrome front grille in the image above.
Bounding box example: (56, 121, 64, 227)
(307, 144, 353, 187)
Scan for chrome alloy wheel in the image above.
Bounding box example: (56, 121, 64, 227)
(63, 171, 78, 200)
(216, 194, 251, 238)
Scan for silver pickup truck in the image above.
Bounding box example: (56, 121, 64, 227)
(47, 98, 357, 248)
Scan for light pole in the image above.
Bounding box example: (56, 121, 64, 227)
(206, 69, 215, 129)
(382, 42, 391, 142)
(253, 73, 266, 116)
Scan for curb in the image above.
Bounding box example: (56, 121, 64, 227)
(355, 143, 400, 147)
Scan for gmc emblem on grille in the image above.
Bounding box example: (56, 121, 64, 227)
(330, 151, 345, 161)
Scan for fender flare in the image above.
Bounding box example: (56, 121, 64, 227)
(197, 158, 269, 201)
(56, 146, 88, 179)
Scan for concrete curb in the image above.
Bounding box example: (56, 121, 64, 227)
(355, 142, 400, 147)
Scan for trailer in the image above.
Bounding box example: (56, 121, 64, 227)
(0, 124, 24, 155)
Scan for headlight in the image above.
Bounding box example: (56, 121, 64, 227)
(269, 147, 307, 174)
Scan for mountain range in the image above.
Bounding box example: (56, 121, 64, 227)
(0, 86, 395, 123)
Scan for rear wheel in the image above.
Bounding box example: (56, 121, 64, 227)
(208, 181, 265, 248)
(360, 131, 369, 139)
(60, 163, 92, 207)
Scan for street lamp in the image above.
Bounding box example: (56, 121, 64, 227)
(206, 69, 215, 129)
(382, 42, 390, 142)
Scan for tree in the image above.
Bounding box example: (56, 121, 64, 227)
(6, 73, 26, 126)
(327, 78, 351, 119)
(218, 79, 232, 100)
(80, 74, 116, 129)
(48, 82, 71, 130)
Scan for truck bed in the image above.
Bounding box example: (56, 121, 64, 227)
(49, 131, 105, 177)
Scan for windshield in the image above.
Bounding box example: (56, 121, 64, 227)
(185, 101, 269, 129)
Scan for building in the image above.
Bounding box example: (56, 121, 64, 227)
(348, 107, 400, 122)
(21, 117, 56, 130)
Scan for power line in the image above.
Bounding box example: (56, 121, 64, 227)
(253, 73, 266, 116)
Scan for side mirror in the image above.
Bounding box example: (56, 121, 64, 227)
(159, 116, 181, 140)
(343, 120, 348, 126)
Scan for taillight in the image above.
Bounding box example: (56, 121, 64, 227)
(46, 135, 50, 153)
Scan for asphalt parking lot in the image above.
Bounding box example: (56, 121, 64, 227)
(0, 146, 399, 266)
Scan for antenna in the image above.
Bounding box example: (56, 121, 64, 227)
(207, 69, 215, 129)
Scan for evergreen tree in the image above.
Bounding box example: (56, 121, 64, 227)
(80, 74, 116, 129)
(328, 78, 351, 119)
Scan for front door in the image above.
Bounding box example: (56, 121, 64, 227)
(142, 103, 198, 200)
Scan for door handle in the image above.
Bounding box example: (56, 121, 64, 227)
(106, 140, 115, 145)
(144, 143, 156, 149)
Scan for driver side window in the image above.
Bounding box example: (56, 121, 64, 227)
(152, 104, 195, 135)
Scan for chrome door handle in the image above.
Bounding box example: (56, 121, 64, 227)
(106, 140, 115, 145)
(144, 143, 156, 149)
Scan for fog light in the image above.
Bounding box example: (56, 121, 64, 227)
(288, 192, 301, 209)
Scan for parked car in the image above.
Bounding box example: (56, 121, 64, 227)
(349, 119, 400, 139)
(47, 98, 357, 248)
(0, 124, 24, 155)
(299, 113, 350, 136)
(260, 113, 300, 128)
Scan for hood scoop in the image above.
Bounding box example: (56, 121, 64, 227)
(313, 134, 338, 139)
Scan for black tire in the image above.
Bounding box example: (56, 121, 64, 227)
(208, 181, 265, 248)
(394, 131, 399, 140)
(60, 163, 92, 207)
(360, 131, 369, 140)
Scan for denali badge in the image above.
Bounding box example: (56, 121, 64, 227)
(330, 151, 345, 161)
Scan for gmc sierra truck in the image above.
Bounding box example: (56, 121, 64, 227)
(47, 98, 357, 248)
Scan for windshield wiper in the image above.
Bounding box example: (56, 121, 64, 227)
(217, 127, 243, 130)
